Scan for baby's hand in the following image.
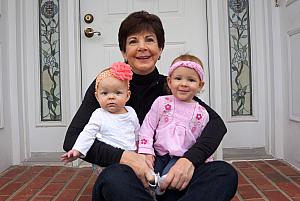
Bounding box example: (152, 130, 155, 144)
(145, 154, 155, 169)
(145, 171, 156, 186)
(60, 149, 81, 164)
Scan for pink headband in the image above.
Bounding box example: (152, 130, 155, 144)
(95, 62, 133, 91)
(168, 61, 204, 80)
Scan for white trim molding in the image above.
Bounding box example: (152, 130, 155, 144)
(0, 45, 3, 129)
(0, 0, 3, 129)
(287, 28, 300, 122)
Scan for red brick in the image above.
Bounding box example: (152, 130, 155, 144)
(56, 189, 79, 201)
(52, 172, 74, 183)
(77, 168, 93, 178)
(291, 176, 300, 186)
(0, 182, 24, 196)
(81, 183, 94, 195)
(255, 163, 276, 174)
(233, 161, 253, 168)
(66, 178, 86, 189)
(0, 196, 9, 201)
(37, 183, 64, 196)
(237, 172, 249, 185)
(10, 186, 39, 200)
(250, 177, 277, 191)
(32, 196, 53, 201)
(276, 182, 300, 197)
(249, 160, 266, 166)
(263, 190, 290, 201)
(277, 166, 300, 177)
(78, 195, 93, 201)
(0, 177, 10, 188)
(265, 172, 290, 183)
(28, 177, 50, 189)
(60, 167, 78, 175)
(240, 167, 263, 179)
(29, 166, 47, 174)
(0, 166, 27, 178)
(38, 166, 61, 177)
(266, 159, 288, 167)
(238, 184, 262, 199)
(230, 195, 240, 201)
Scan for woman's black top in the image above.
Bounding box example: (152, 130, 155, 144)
(63, 68, 227, 168)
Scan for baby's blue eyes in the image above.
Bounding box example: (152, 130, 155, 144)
(100, 91, 123, 95)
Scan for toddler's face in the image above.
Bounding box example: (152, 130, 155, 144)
(95, 76, 130, 114)
(167, 66, 204, 103)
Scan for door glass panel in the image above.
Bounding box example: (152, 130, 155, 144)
(39, 0, 62, 121)
(228, 0, 253, 116)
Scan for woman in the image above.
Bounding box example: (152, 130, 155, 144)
(63, 11, 238, 201)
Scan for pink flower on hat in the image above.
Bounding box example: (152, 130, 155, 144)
(110, 62, 133, 81)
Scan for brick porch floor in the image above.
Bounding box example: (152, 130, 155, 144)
(0, 160, 299, 201)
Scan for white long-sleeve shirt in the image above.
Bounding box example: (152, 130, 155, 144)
(73, 106, 140, 156)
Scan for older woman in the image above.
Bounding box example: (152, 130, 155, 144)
(63, 11, 238, 201)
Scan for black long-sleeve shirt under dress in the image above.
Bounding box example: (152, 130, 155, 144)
(63, 68, 227, 168)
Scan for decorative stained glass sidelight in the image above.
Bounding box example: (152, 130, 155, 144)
(228, 0, 252, 116)
(39, 0, 62, 121)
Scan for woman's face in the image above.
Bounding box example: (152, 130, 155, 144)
(122, 31, 162, 75)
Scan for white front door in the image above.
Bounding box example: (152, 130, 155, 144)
(80, 0, 209, 103)
(277, 0, 300, 167)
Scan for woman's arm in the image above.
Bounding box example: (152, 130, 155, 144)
(63, 80, 124, 166)
(183, 97, 227, 167)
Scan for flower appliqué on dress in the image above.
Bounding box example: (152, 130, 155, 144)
(140, 139, 148, 145)
(196, 113, 202, 120)
(190, 109, 206, 133)
(165, 104, 171, 111)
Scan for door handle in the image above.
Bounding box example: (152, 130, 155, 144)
(84, 27, 101, 38)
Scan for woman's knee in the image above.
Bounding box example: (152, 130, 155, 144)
(194, 161, 238, 185)
(210, 161, 238, 187)
(98, 164, 134, 185)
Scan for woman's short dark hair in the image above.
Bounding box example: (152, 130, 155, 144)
(118, 10, 165, 52)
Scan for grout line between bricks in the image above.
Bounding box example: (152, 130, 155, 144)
(74, 169, 96, 201)
(248, 160, 294, 201)
(5, 166, 47, 201)
(263, 160, 300, 188)
(234, 166, 269, 200)
(52, 166, 81, 201)
(0, 166, 29, 192)
(260, 160, 300, 200)
(29, 166, 67, 201)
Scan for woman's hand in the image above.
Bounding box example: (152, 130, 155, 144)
(120, 151, 153, 188)
(159, 158, 195, 191)
(145, 154, 155, 169)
